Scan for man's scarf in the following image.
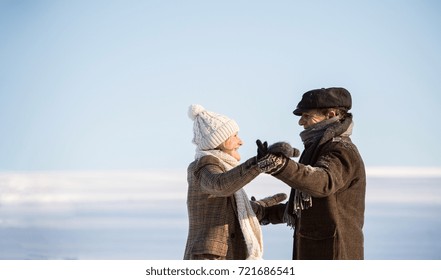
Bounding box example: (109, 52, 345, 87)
(284, 116, 353, 227)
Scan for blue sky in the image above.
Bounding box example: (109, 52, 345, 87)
(1, 0, 440, 171)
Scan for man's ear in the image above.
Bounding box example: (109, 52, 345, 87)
(327, 110, 336, 119)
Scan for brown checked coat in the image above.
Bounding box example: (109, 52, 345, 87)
(183, 155, 260, 260)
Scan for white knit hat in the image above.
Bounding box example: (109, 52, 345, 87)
(188, 104, 240, 150)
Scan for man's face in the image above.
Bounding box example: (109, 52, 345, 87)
(298, 109, 327, 129)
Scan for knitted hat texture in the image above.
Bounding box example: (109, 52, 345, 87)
(188, 104, 239, 150)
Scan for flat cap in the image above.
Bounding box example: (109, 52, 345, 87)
(293, 87, 352, 116)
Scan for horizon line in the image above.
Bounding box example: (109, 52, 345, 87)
(1, 166, 441, 177)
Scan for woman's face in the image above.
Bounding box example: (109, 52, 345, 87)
(220, 133, 243, 161)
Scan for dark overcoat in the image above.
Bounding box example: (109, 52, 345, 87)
(272, 117, 366, 259)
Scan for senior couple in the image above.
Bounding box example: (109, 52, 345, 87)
(183, 87, 366, 260)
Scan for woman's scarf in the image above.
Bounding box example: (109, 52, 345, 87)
(195, 149, 264, 260)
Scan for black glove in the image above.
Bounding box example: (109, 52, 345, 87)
(257, 153, 287, 174)
(268, 142, 300, 158)
(250, 193, 288, 224)
(256, 139, 288, 174)
(256, 139, 268, 160)
(251, 193, 287, 207)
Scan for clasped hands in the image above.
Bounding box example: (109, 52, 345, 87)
(256, 139, 300, 174)
(250, 140, 300, 223)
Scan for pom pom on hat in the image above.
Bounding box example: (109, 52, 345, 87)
(188, 104, 206, 121)
(188, 104, 239, 150)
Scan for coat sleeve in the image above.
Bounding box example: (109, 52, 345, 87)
(273, 141, 357, 198)
(195, 155, 261, 197)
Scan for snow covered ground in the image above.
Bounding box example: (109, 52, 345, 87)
(0, 168, 440, 259)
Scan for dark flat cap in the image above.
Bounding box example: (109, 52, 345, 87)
(293, 87, 352, 116)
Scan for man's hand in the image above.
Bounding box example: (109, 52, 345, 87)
(250, 193, 288, 224)
(268, 142, 300, 158)
(251, 193, 287, 207)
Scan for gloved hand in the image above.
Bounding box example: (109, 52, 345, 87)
(268, 142, 300, 158)
(257, 153, 287, 174)
(251, 193, 287, 207)
(250, 193, 288, 224)
(256, 139, 287, 174)
(256, 139, 268, 160)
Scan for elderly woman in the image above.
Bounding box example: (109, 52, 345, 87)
(184, 104, 285, 260)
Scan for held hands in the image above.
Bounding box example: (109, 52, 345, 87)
(256, 139, 286, 174)
(256, 140, 299, 174)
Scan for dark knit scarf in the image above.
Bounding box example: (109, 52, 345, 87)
(284, 114, 354, 228)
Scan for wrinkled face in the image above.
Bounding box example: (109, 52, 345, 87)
(298, 109, 327, 129)
(220, 132, 243, 161)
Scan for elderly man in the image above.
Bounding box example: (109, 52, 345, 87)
(257, 87, 366, 260)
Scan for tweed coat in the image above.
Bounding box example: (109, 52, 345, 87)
(269, 116, 366, 260)
(184, 155, 261, 260)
